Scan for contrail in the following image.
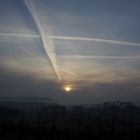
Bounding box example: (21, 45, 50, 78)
(1, 32, 140, 47)
(50, 36, 140, 47)
(60, 55, 140, 59)
(24, 0, 61, 81)
(0, 33, 40, 38)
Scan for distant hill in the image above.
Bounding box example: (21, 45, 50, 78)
(0, 96, 53, 103)
(0, 96, 55, 110)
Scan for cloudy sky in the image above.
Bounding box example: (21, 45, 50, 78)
(0, 0, 140, 105)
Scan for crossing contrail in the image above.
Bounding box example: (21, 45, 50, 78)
(18, 45, 78, 77)
(7, 35, 78, 77)
(24, 0, 61, 81)
(1, 33, 140, 47)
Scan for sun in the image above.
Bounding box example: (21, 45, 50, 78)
(64, 86, 71, 92)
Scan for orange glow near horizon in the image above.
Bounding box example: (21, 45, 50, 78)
(64, 86, 71, 92)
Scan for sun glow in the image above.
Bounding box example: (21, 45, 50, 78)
(64, 86, 71, 92)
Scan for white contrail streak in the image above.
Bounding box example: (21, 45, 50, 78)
(0, 33, 40, 38)
(24, 0, 61, 81)
(50, 36, 140, 47)
(1, 32, 140, 47)
(60, 55, 140, 59)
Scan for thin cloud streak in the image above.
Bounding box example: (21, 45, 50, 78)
(60, 55, 140, 59)
(51, 36, 140, 47)
(0, 32, 140, 47)
(0, 33, 40, 38)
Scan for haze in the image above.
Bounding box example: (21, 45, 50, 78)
(0, 0, 140, 105)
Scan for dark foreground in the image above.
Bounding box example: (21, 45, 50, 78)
(0, 101, 140, 139)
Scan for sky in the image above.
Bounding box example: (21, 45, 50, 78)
(0, 0, 140, 105)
